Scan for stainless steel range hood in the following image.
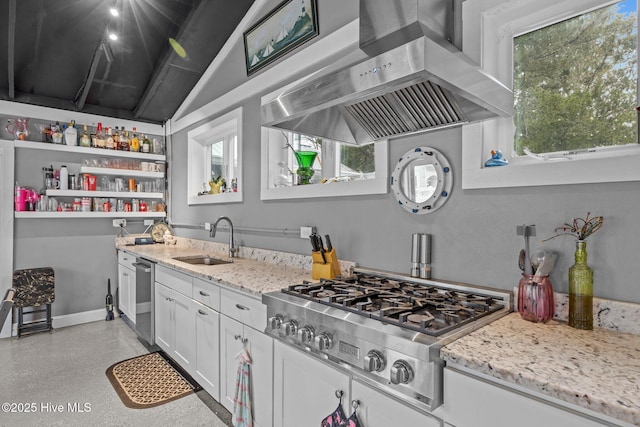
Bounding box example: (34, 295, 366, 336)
(261, 0, 513, 146)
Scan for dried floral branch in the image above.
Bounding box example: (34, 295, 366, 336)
(542, 212, 603, 242)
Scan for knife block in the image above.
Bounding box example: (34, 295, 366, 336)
(311, 249, 340, 280)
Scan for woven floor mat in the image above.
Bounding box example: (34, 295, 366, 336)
(106, 351, 199, 409)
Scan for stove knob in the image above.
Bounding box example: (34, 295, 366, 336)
(390, 360, 414, 385)
(315, 332, 333, 351)
(268, 315, 284, 330)
(298, 326, 315, 344)
(281, 320, 298, 337)
(364, 350, 385, 372)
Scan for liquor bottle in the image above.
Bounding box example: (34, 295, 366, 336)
(130, 127, 140, 152)
(113, 126, 120, 150)
(105, 127, 115, 149)
(118, 127, 129, 151)
(79, 124, 91, 147)
(142, 134, 151, 153)
(64, 120, 78, 146)
(95, 122, 106, 148)
(51, 121, 63, 144)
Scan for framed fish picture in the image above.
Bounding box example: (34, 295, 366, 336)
(243, 0, 319, 76)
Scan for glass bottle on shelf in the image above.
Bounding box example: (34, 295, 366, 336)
(105, 127, 115, 149)
(51, 121, 63, 144)
(118, 128, 129, 151)
(64, 120, 77, 146)
(130, 127, 140, 152)
(95, 122, 106, 148)
(113, 126, 120, 150)
(79, 124, 91, 147)
(142, 134, 151, 153)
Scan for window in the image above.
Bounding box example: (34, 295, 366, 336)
(260, 127, 387, 200)
(187, 107, 242, 204)
(514, 1, 637, 155)
(461, 0, 640, 189)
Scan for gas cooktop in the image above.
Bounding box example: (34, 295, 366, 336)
(263, 268, 513, 412)
(283, 271, 505, 336)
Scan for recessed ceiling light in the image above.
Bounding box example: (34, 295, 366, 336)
(110, 8, 119, 17)
(108, 33, 118, 41)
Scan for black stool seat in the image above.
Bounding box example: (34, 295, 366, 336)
(13, 267, 55, 337)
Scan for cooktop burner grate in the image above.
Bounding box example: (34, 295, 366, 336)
(282, 273, 504, 336)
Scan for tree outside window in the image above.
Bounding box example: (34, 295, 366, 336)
(513, 0, 638, 155)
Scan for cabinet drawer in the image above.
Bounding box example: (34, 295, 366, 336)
(193, 278, 220, 311)
(155, 264, 192, 296)
(220, 288, 266, 331)
(118, 251, 136, 270)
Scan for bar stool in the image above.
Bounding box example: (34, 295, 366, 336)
(12, 267, 55, 337)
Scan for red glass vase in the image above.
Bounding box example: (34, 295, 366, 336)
(518, 274, 554, 323)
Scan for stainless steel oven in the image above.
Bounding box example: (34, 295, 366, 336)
(133, 257, 155, 346)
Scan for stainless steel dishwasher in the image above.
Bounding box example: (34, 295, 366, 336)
(133, 257, 155, 345)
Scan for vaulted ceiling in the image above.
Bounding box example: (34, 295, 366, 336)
(0, 0, 255, 124)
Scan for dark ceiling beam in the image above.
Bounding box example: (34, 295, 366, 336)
(7, 0, 16, 99)
(0, 90, 161, 125)
(133, 0, 205, 119)
(75, 43, 106, 110)
(27, 0, 46, 94)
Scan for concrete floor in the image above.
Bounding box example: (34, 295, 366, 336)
(0, 319, 232, 427)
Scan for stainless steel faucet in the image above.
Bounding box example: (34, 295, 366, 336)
(210, 216, 238, 258)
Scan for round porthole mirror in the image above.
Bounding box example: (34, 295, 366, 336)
(391, 147, 453, 214)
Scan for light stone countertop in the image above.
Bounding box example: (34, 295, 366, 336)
(115, 236, 355, 296)
(441, 313, 640, 426)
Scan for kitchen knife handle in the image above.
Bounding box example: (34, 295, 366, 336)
(325, 234, 333, 251)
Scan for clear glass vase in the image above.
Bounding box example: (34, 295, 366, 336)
(518, 274, 554, 323)
(568, 240, 594, 330)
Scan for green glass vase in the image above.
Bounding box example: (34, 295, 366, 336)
(568, 240, 593, 330)
(294, 151, 317, 185)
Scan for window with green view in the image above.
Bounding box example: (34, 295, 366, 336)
(513, 0, 638, 155)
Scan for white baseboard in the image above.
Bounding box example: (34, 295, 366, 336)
(8, 308, 107, 336)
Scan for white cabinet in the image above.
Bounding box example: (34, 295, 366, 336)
(194, 301, 220, 401)
(219, 286, 272, 427)
(443, 367, 613, 427)
(155, 268, 221, 401)
(273, 341, 442, 427)
(117, 251, 136, 323)
(273, 340, 351, 427)
(154, 282, 173, 351)
(351, 379, 441, 427)
(171, 290, 196, 370)
(153, 281, 196, 371)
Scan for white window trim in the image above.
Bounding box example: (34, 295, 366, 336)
(187, 107, 243, 204)
(260, 127, 388, 200)
(461, 0, 640, 189)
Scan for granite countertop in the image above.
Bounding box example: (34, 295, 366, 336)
(116, 237, 355, 296)
(441, 313, 640, 425)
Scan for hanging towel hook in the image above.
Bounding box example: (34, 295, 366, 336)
(335, 389, 344, 402)
(351, 399, 360, 410)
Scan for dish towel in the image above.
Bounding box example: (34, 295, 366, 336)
(233, 349, 253, 427)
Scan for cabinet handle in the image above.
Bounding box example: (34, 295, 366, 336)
(234, 335, 248, 344)
(235, 304, 249, 311)
(198, 309, 207, 316)
(199, 290, 209, 296)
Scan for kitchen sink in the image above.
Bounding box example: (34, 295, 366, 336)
(172, 255, 232, 266)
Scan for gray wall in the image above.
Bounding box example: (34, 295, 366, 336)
(168, 1, 640, 304)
